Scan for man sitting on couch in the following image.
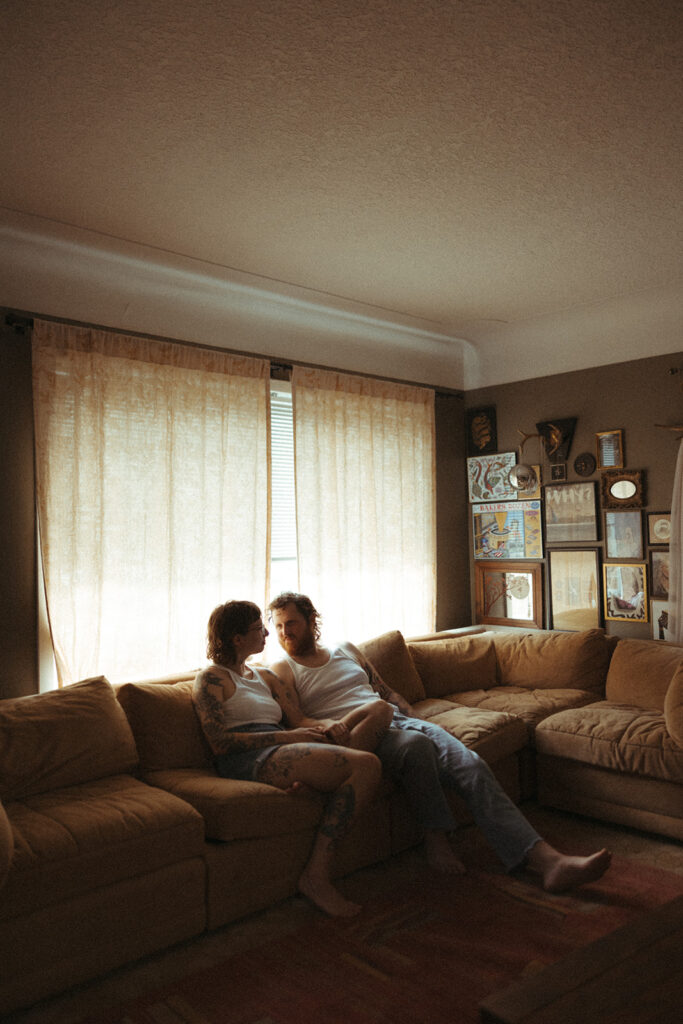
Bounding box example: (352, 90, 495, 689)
(266, 592, 612, 893)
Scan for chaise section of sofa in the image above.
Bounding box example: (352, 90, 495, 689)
(536, 638, 683, 840)
(0, 677, 206, 1016)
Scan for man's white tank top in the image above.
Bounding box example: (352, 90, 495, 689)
(285, 645, 377, 718)
(210, 664, 282, 729)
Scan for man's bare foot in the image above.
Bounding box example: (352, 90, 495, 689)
(542, 848, 612, 893)
(425, 831, 466, 874)
(298, 870, 361, 917)
(526, 841, 612, 893)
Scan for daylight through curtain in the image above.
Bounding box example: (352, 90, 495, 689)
(291, 366, 436, 643)
(669, 438, 683, 641)
(32, 320, 270, 685)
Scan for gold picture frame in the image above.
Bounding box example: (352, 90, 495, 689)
(596, 429, 624, 470)
(603, 562, 648, 622)
(474, 561, 543, 629)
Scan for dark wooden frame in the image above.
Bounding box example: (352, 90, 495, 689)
(547, 547, 602, 631)
(474, 560, 543, 629)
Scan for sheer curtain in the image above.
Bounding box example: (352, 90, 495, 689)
(670, 438, 683, 641)
(32, 320, 270, 685)
(291, 366, 436, 643)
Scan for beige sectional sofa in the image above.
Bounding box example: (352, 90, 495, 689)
(1, 627, 681, 1015)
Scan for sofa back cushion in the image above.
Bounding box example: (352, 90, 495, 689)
(492, 629, 611, 693)
(606, 638, 683, 710)
(407, 637, 497, 697)
(117, 680, 213, 771)
(664, 662, 683, 747)
(0, 677, 138, 801)
(356, 630, 426, 703)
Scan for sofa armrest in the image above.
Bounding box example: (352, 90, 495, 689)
(0, 797, 14, 889)
(664, 662, 683, 747)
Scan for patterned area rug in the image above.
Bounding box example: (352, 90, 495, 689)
(94, 853, 683, 1024)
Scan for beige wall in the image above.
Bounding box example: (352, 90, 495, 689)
(465, 352, 683, 638)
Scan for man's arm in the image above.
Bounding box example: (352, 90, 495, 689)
(341, 642, 414, 716)
(192, 673, 327, 755)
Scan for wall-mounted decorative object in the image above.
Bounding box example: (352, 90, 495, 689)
(467, 452, 518, 502)
(647, 511, 671, 545)
(596, 429, 624, 470)
(547, 548, 601, 631)
(544, 481, 598, 543)
(604, 509, 643, 560)
(466, 406, 497, 456)
(550, 463, 567, 481)
(474, 561, 543, 629)
(603, 562, 648, 622)
(651, 599, 671, 640)
(650, 549, 670, 600)
(535, 417, 577, 463)
(600, 469, 645, 509)
(471, 500, 543, 560)
(573, 452, 596, 477)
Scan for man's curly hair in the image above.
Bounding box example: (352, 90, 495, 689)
(206, 600, 262, 665)
(267, 591, 322, 641)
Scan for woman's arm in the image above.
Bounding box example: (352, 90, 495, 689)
(192, 672, 327, 755)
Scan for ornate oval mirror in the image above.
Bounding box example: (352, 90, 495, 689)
(610, 479, 637, 499)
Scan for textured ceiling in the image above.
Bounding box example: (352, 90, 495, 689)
(1, 0, 681, 387)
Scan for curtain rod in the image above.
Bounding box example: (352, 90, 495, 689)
(3, 307, 464, 399)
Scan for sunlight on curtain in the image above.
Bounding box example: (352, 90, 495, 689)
(32, 321, 270, 685)
(670, 438, 683, 641)
(290, 366, 436, 644)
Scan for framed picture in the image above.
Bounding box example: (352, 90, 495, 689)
(467, 452, 518, 502)
(466, 406, 497, 456)
(550, 463, 567, 482)
(548, 548, 601, 631)
(600, 469, 645, 509)
(647, 512, 671, 545)
(596, 429, 624, 470)
(604, 510, 643, 560)
(544, 482, 598, 543)
(603, 563, 648, 622)
(536, 418, 576, 463)
(472, 500, 543, 560)
(650, 550, 670, 600)
(474, 561, 543, 629)
(651, 599, 671, 640)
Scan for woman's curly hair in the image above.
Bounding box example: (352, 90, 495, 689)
(206, 600, 262, 665)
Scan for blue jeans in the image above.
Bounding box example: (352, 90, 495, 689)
(376, 712, 541, 871)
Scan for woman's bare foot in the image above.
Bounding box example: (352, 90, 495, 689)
(425, 831, 466, 874)
(526, 841, 612, 893)
(298, 869, 361, 917)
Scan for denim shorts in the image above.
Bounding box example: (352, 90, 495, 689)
(214, 722, 284, 782)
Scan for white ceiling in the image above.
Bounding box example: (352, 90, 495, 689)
(1, 0, 681, 388)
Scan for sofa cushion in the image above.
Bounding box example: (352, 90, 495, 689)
(0, 677, 139, 802)
(0, 800, 12, 889)
(535, 702, 683, 783)
(414, 704, 528, 764)
(605, 639, 683, 710)
(117, 680, 213, 771)
(141, 768, 324, 842)
(491, 629, 611, 694)
(664, 661, 683, 747)
(442, 686, 600, 734)
(356, 630, 426, 703)
(0, 775, 205, 920)
(407, 637, 497, 697)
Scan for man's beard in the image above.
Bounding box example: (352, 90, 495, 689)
(281, 625, 316, 658)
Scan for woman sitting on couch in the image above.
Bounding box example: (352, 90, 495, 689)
(192, 600, 389, 918)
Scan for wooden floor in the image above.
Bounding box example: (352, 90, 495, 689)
(6, 805, 683, 1024)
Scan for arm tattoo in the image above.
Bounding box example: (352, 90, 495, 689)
(192, 676, 280, 756)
